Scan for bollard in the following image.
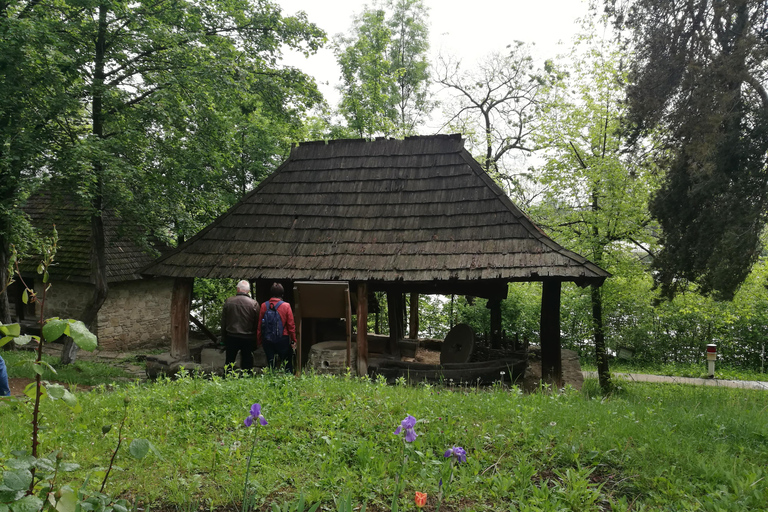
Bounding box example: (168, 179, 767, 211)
(706, 344, 717, 378)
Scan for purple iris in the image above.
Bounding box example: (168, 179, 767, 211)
(444, 446, 467, 463)
(394, 414, 418, 442)
(244, 403, 268, 427)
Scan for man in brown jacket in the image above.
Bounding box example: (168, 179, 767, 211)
(221, 280, 259, 371)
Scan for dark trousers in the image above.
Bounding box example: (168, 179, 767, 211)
(263, 335, 293, 373)
(224, 333, 254, 371)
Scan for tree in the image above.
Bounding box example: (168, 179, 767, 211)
(435, 44, 548, 200)
(608, 0, 768, 300)
(1, 0, 325, 361)
(532, 17, 662, 390)
(334, 0, 431, 138)
(0, 0, 82, 324)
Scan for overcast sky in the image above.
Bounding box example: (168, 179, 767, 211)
(278, 0, 592, 106)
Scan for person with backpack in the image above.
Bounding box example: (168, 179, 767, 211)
(257, 282, 297, 373)
(221, 280, 260, 372)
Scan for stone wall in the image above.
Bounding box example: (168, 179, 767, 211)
(37, 277, 174, 351)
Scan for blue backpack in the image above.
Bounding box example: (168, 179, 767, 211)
(261, 300, 284, 344)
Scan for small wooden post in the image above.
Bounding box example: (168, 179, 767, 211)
(488, 299, 502, 349)
(540, 280, 562, 386)
(170, 277, 193, 359)
(346, 286, 352, 369)
(357, 282, 369, 376)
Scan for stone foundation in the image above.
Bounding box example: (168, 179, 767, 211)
(37, 277, 174, 351)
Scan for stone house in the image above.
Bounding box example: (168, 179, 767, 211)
(14, 192, 174, 351)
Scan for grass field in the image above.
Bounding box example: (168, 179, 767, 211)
(1, 369, 767, 512)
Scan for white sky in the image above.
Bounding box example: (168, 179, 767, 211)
(278, 0, 592, 108)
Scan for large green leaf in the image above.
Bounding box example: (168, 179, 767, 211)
(13, 335, 34, 346)
(68, 321, 97, 351)
(10, 495, 44, 512)
(47, 384, 65, 399)
(53, 486, 77, 512)
(42, 319, 69, 342)
(0, 324, 20, 337)
(2, 469, 32, 492)
(128, 439, 150, 459)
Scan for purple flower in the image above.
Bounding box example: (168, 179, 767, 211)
(244, 403, 268, 427)
(444, 446, 467, 463)
(394, 414, 418, 442)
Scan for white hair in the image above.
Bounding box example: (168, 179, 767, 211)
(236, 280, 250, 294)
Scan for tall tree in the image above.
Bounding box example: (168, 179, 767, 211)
(533, 17, 662, 391)
(0, 0, 85, 324)
(334, 0, 431, 138)
(5, 0, 324, 361)
(435, 44, 548, 200)
(608, 0, 768, 300)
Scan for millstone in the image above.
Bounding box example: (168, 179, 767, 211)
(440, 323, 474, 364)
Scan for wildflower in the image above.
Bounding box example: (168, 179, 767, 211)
(244, 403, 268, 427)
(415, 491, 427, 508)
(443, 446, 467, 463)
(394, 414, 418, 442)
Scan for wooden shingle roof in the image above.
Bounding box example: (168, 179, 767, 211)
(22, 192, 166, 284)
(143, 135, 609, 285)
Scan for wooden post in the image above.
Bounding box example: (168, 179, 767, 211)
(387, 291, 403, 356)
(357, 282, 369, 376)
(170, 277, 193, 359)
(346, 284, 352, 369)
(409, 292, 419, 340)
(488, 299, 502, 349)
(295, 295, 302, 377)
(540, 280, 562, 386)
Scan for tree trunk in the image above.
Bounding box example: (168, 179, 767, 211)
(592, 284, 612, 392)
(62, 5, 109, 365)
(488, 299, 502, 349)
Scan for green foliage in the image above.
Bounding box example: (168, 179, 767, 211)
(610, 0, 768, 299)
(192, 279, 238, 334)
(334, 0, 432, 138)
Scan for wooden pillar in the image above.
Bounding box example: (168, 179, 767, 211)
(295, 297, 302, 377)
(487, 299, 502, 349)
(540, 280, 562, 386)
(409, 292, 419, 340)
(356, 282, 369, 376)
(387, 291, 403, 356)
(170, 277, 193, 359)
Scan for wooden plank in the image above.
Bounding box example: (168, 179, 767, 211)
(170, 277, 193, 359)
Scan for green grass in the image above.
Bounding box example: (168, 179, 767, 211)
(581, 359, 768, 382)
(1, 349, 136, 385)
(2, 371, 767, 511)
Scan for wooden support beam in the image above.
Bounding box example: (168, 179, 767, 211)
(356, 282, 369, 376)
(540, 280, 562, 387)
(409, 292, 419, 340)
(387, 291, 403, 356)
(170, 277, 193, 359)
(488, 299, 502, 349)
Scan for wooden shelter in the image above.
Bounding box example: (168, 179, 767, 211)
(142, 135, 609, 383)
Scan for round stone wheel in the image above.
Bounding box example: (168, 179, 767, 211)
(308, 340, 357, 375)
(440, 323, 475, 364)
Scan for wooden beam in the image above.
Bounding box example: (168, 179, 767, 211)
(170, 277, 193, 359)
(540, 280, 562, 386)
(386, 291, 403, 356)
(409, 292, 419, 340)
(488, 299, 502, 349)
(356, 282, 369, 376)
(190, 314, 217, 343)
